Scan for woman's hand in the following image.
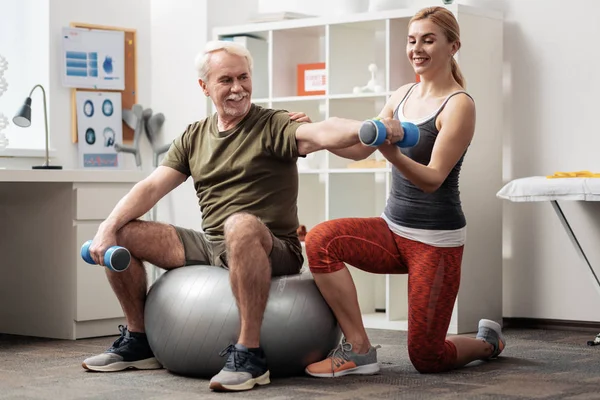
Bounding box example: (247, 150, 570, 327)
(289, 112, 312, 123)
(379, 117, 404, 145)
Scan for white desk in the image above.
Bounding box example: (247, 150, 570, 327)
(0, 169, 146, 339)
(497, 176, 600, 344)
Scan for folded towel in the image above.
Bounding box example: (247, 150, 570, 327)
(547, 171, 600, 179)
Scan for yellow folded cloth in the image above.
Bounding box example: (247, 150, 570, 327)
(546, 171, 600, 178)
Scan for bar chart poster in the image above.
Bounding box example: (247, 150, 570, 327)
(62, 27, 125, 90)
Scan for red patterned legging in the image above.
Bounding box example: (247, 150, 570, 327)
(305, 217, 463, 373)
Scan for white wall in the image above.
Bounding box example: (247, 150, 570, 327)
(208, 0, 259, 34)
(150, 0, 258, 230)
(150, 0, 208, 230)
(0, 0, 153, 171)
(47, 0, 153, 171)
(257, 0, 369, 15)
(0, 0, 50, 152)
(494, 0, 600, 322)
(454, 0, 600, 323)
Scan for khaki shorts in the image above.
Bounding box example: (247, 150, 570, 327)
(173, 226, 304, 277)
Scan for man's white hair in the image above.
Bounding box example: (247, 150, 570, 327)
(194, 40, 253, 81)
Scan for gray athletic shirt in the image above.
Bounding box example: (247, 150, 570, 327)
(383, 83, 473, 230)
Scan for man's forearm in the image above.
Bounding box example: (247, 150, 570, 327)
(100, 181, 159, 232)
(320, 117, 363, 150)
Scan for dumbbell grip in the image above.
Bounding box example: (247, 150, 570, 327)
(359, 119, 420, 148)
(81, 240, 131, 272)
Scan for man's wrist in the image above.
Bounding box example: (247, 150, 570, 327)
(99, 219, 119, 233)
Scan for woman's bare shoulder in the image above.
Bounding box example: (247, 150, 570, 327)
(379, 83, 418, 118)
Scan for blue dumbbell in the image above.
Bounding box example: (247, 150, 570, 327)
(359, 119, 420, 148)
(81, 240, 131, 272)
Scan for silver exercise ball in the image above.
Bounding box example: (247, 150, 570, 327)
(144, 265, 342, 378)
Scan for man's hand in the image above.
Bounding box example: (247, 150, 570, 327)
(89, 226, 119, 266)
(289, 112, 312, 123)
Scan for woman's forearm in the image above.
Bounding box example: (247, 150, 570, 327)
(379, 145, 443, 193)
(330, 143, 377, 161)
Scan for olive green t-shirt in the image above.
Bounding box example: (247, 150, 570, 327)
(161, 104, 304, 246)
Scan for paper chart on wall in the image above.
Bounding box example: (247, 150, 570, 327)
(62, 27, 125, 90)
(76, 91, 123, 169)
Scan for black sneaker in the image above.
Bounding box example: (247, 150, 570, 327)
(82, 325, 162, 372)
(209, 344, 270, 391)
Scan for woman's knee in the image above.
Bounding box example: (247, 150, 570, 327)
(305, 220, 341, 248)
(408, 343, 453, 374)
(305, 221, 345, 273)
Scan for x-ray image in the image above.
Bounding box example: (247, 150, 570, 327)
(85, 128, 96, 145)
(76, 91, 122, 168)
(102, 99, 114, 117)
(103, 127, 115, 147)
(84, 100, 94, 117)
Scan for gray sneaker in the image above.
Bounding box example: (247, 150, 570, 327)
(305, 338, 381, 378)
(209, 344, 270, 392)
(82, 325, 162, 372)
(476, 319, 506, 358)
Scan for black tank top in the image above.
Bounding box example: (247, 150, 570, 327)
(383, 83, 472, 230)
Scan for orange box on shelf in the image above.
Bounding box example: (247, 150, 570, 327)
(297, 62, 326, 96)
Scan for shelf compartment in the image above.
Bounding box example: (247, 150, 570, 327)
(328, 167, 390, 174)
(328, 172, 387, 220)
(386, 274, 408, 322)
(297, 173, 326, 233)
(253, 100, 269, 108)
(271, 95, 327, 103)
(329, 96, 387, 121)
(328, 92, 393, 100)
(347, 266, 379, 315)
(272, 27, 326, 98)
(328, 96, 388, 169)
(271, 98, 326, 123)
(328, 20, 387, 95)
(298, 149, 328, 173)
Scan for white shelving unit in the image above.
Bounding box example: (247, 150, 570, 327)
(212, 3, 504, 334)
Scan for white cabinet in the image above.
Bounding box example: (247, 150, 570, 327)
(0, 170, 145, 339)
(73, 184, 133, 326)
(212, 3, 503, 334)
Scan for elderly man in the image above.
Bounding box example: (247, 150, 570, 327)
(81, 40, 402, 392)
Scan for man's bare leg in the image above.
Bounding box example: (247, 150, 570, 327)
(209, 212, 272, 392)
(224, 213, 272, 348)
(82, 220, 185, 372)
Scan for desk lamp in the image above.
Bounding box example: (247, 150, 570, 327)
(13, 84, 62, 169)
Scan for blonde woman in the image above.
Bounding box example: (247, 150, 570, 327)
(305, 6, 505, 377)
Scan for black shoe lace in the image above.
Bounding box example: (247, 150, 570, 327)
(219, 344, 251, 371)
(108, 325, 129, 351)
